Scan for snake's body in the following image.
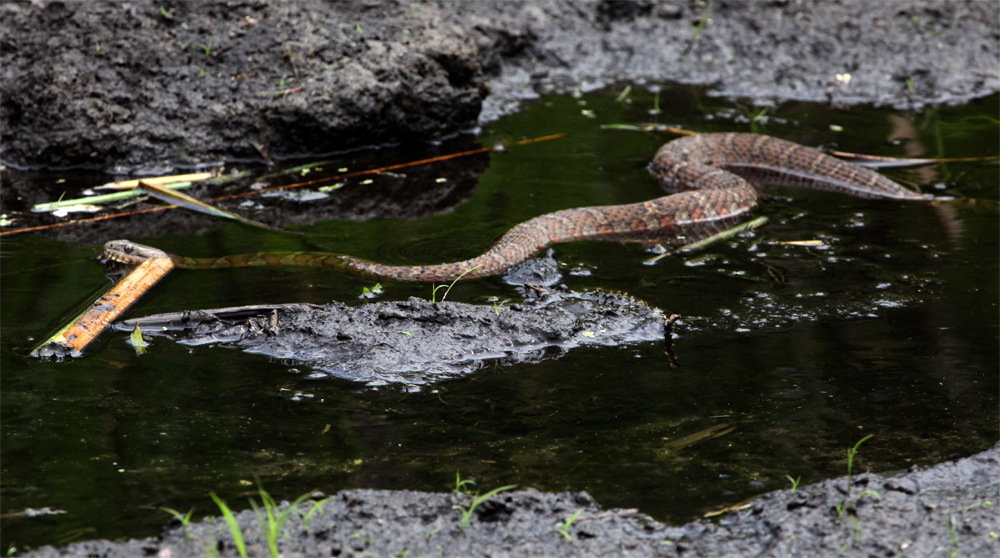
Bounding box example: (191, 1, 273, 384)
(104, 133, 927, 281)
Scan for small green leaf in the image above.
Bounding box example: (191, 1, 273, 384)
(581, 331, 595, 338)
(360, 283, 384, 299)
(130, 325, 148, 355)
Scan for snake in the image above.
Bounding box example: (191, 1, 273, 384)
(103, 133, 928, 281)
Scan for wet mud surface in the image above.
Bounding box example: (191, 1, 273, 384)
(2, 0, 998, 170)
(114, 285, 667, 385)
(24, 442, 1000, 557)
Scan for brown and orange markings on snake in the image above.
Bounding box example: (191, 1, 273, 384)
(104, 133, 928, 282)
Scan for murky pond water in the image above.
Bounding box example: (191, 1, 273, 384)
(2, 87, 997, 551)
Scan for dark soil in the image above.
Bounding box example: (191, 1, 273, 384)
(24, 442, 1000, 557)
(2, 0, 997, 171)
(111, 287, 667, 385)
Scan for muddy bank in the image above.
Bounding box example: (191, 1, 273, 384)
(24, 442, 999, 557)
(112, 287, 667, 385)
(2, 0, 997, 170)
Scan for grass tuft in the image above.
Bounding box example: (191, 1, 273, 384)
(210, 479, 318, 558)
(682, 0, 715, 56)
(248, 477, 315, 558)
(454, 472, 476, 495)
(300, 498, 329, 532)
(846, 434, 873, 489)
(160, 507, 195, 539)
(453, 484, 517, 529)
(431, 265, 481, 303)
(785, 475, 801, 493)
(558, 508, 584, 541)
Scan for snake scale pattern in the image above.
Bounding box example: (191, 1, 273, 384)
(104, 133, 927, 281)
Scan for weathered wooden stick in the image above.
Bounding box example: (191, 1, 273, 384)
(95, 172, 216, 190)
(136, 180, 284, 232)
(644, 216, 769, 265)
(31, 181, 195, 213)
(31, 256, 175, 358)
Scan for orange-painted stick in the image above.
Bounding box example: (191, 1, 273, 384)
(31, 256, 175, 358)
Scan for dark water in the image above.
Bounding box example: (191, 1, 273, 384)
(1, 87, 997, 552)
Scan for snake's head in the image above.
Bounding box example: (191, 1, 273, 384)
(102, 239, 171, 264)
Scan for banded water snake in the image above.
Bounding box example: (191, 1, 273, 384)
(104, 133, 928, 281)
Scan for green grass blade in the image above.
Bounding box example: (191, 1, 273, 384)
(209, 493, 248, 558)
(455, 485, 517, 529)
(160, 507, 195, 539)
(301, 498, 329, 531)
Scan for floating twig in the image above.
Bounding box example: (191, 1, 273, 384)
(33, 182, 195, 213)
(94, 172, 215, 191)
(830, 151, 999, 168)
(644, 216, 769, 265)
(250, 141, 276, 167)
(602, 124, 698, 136)
(136, 180, 285, 233)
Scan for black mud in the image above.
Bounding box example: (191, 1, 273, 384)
(24, 442, 1000, 557)
(2, 0, 997, 170)
(113, 286, 667, 385)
